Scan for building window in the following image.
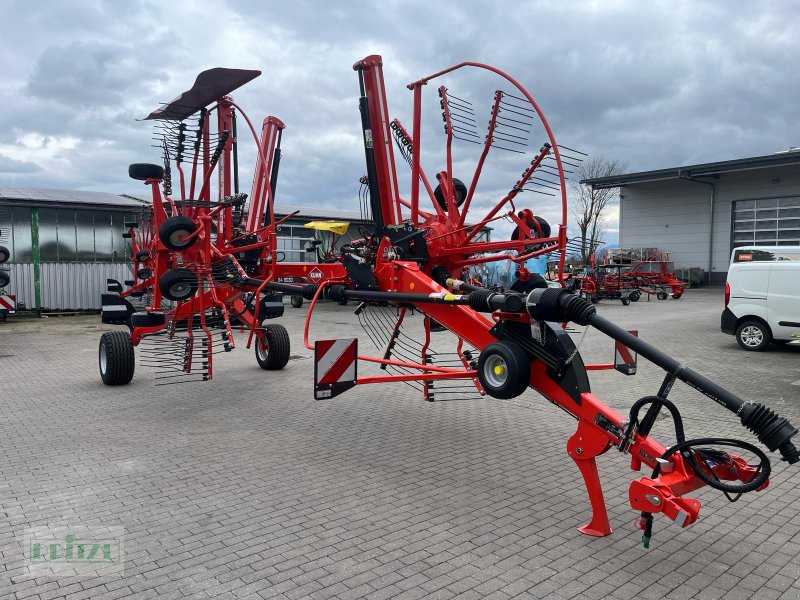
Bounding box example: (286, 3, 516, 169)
(732, 197, 800, 247)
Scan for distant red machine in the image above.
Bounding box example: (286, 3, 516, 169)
(624, 252, 686, 300)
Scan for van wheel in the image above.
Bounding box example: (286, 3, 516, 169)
(736, 320, 771, 351)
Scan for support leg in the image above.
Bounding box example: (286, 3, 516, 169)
(567, 422, 613, 536)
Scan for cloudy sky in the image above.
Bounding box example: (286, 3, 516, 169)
(1, 0, 798, 243)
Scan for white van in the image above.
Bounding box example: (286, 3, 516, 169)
(721, 246, 800, 350)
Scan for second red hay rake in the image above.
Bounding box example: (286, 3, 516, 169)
(100, 56, 798, 547)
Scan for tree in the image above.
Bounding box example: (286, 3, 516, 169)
(569, 157, 626, 265)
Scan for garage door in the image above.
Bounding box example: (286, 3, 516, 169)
(732, 197, 800, 248)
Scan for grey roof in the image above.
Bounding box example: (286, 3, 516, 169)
(0, 187, 147, 208)
(581, 151, 800, 189)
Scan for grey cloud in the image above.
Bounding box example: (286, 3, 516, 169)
(0, 155, 41, 174)
(0, 0, 797, 235)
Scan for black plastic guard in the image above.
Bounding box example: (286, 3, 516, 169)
(489, 320, 591, 405)
(101, 293, 136, 328)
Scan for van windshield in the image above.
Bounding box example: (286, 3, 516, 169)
(733, 249, 800, 262)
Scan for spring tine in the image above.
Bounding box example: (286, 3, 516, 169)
(492, 129, 528, 142)
(451, 125, 481, 138)
(490, 144, 526, 154)
(494, 121, 530, 134)
(499, 99, 536, 114)
(558, 144, 588, 156)
(492, 134, 527, 146)
(453, 136, 483, 145)
(496, 114, 532, 127)
(499, 106, 536, 119)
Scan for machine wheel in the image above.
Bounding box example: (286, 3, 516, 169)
(159, 268, 198, 301)
(736, 320, 771, 351)
(0, 245, 9, 263)
(477, 341, 531, 399)
(255, 323, 291, 370)
(137, 268, 151, 280)
(158, 216, 198, 250)
(590, 295, 599, 304)
(672, 292, 683, 299)
(629, 291, 641, 302)
(129, 163, 164, 181)
(656, 290, 668, 300)
(0, 270, 9, 288)
(622, 298, 630, 306)
(291, 295, 304, 308)
(135, 250, 150, 262)
(99, 331, 135, 385)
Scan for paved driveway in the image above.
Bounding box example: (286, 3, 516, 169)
(1, 288, 799, 599)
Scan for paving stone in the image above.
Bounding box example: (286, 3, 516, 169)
(2, 291, 799, 600)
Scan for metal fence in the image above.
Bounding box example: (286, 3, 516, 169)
(6, 263, 132, 311)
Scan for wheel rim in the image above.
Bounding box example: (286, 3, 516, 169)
(170, 281, 192, 298)
(257, 334, 269, 360)
(99, 341, 107, 374)
(740, 326, 764, 347)
(170, 230, 190, 247)
(483, 354, 508, 388)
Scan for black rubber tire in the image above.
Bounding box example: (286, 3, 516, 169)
(255, 323, 291, 370)
(590, 295, 599, 304)
(511, 215, 552, 241)
(433, 178, 468, 212)
(672, 292, 683, 299)
(736, 320, 771, 351)
(291, 295, 304, 308)
(0, 270, 9, 288)
(629, 291, 641, 302)
(477, 341, 531, 399)
(99, 331, 135, 385)
(158, 216, 198, 250)
(135, 250, 150, 262)
(158, 268, 198, 301)
(137, 268, 151, 280)
(130, 311, 166, 328)
(656, 290, 668, 300)
(129, 163, 164, 181)
(0, 245, 9, 263)
(622, 298, 630, 306)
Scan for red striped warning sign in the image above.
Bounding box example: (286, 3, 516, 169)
(314, 338, 358, 399)
(614, 330, 638, 375)
(0, 293, 16, 313)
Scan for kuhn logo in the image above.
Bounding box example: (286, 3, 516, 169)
(308, 268, 324, 282)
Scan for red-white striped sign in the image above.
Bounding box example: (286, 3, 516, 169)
(314, 338, 358, 399)
(0, 293, 16, 313)
(614, 330, 638, 375)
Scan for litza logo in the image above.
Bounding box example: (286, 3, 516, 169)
(308, 268, 324, 282)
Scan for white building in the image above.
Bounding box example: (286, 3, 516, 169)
(582, 151, 800, 285)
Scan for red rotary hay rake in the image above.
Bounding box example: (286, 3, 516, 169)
(100, 56, 798, 546)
